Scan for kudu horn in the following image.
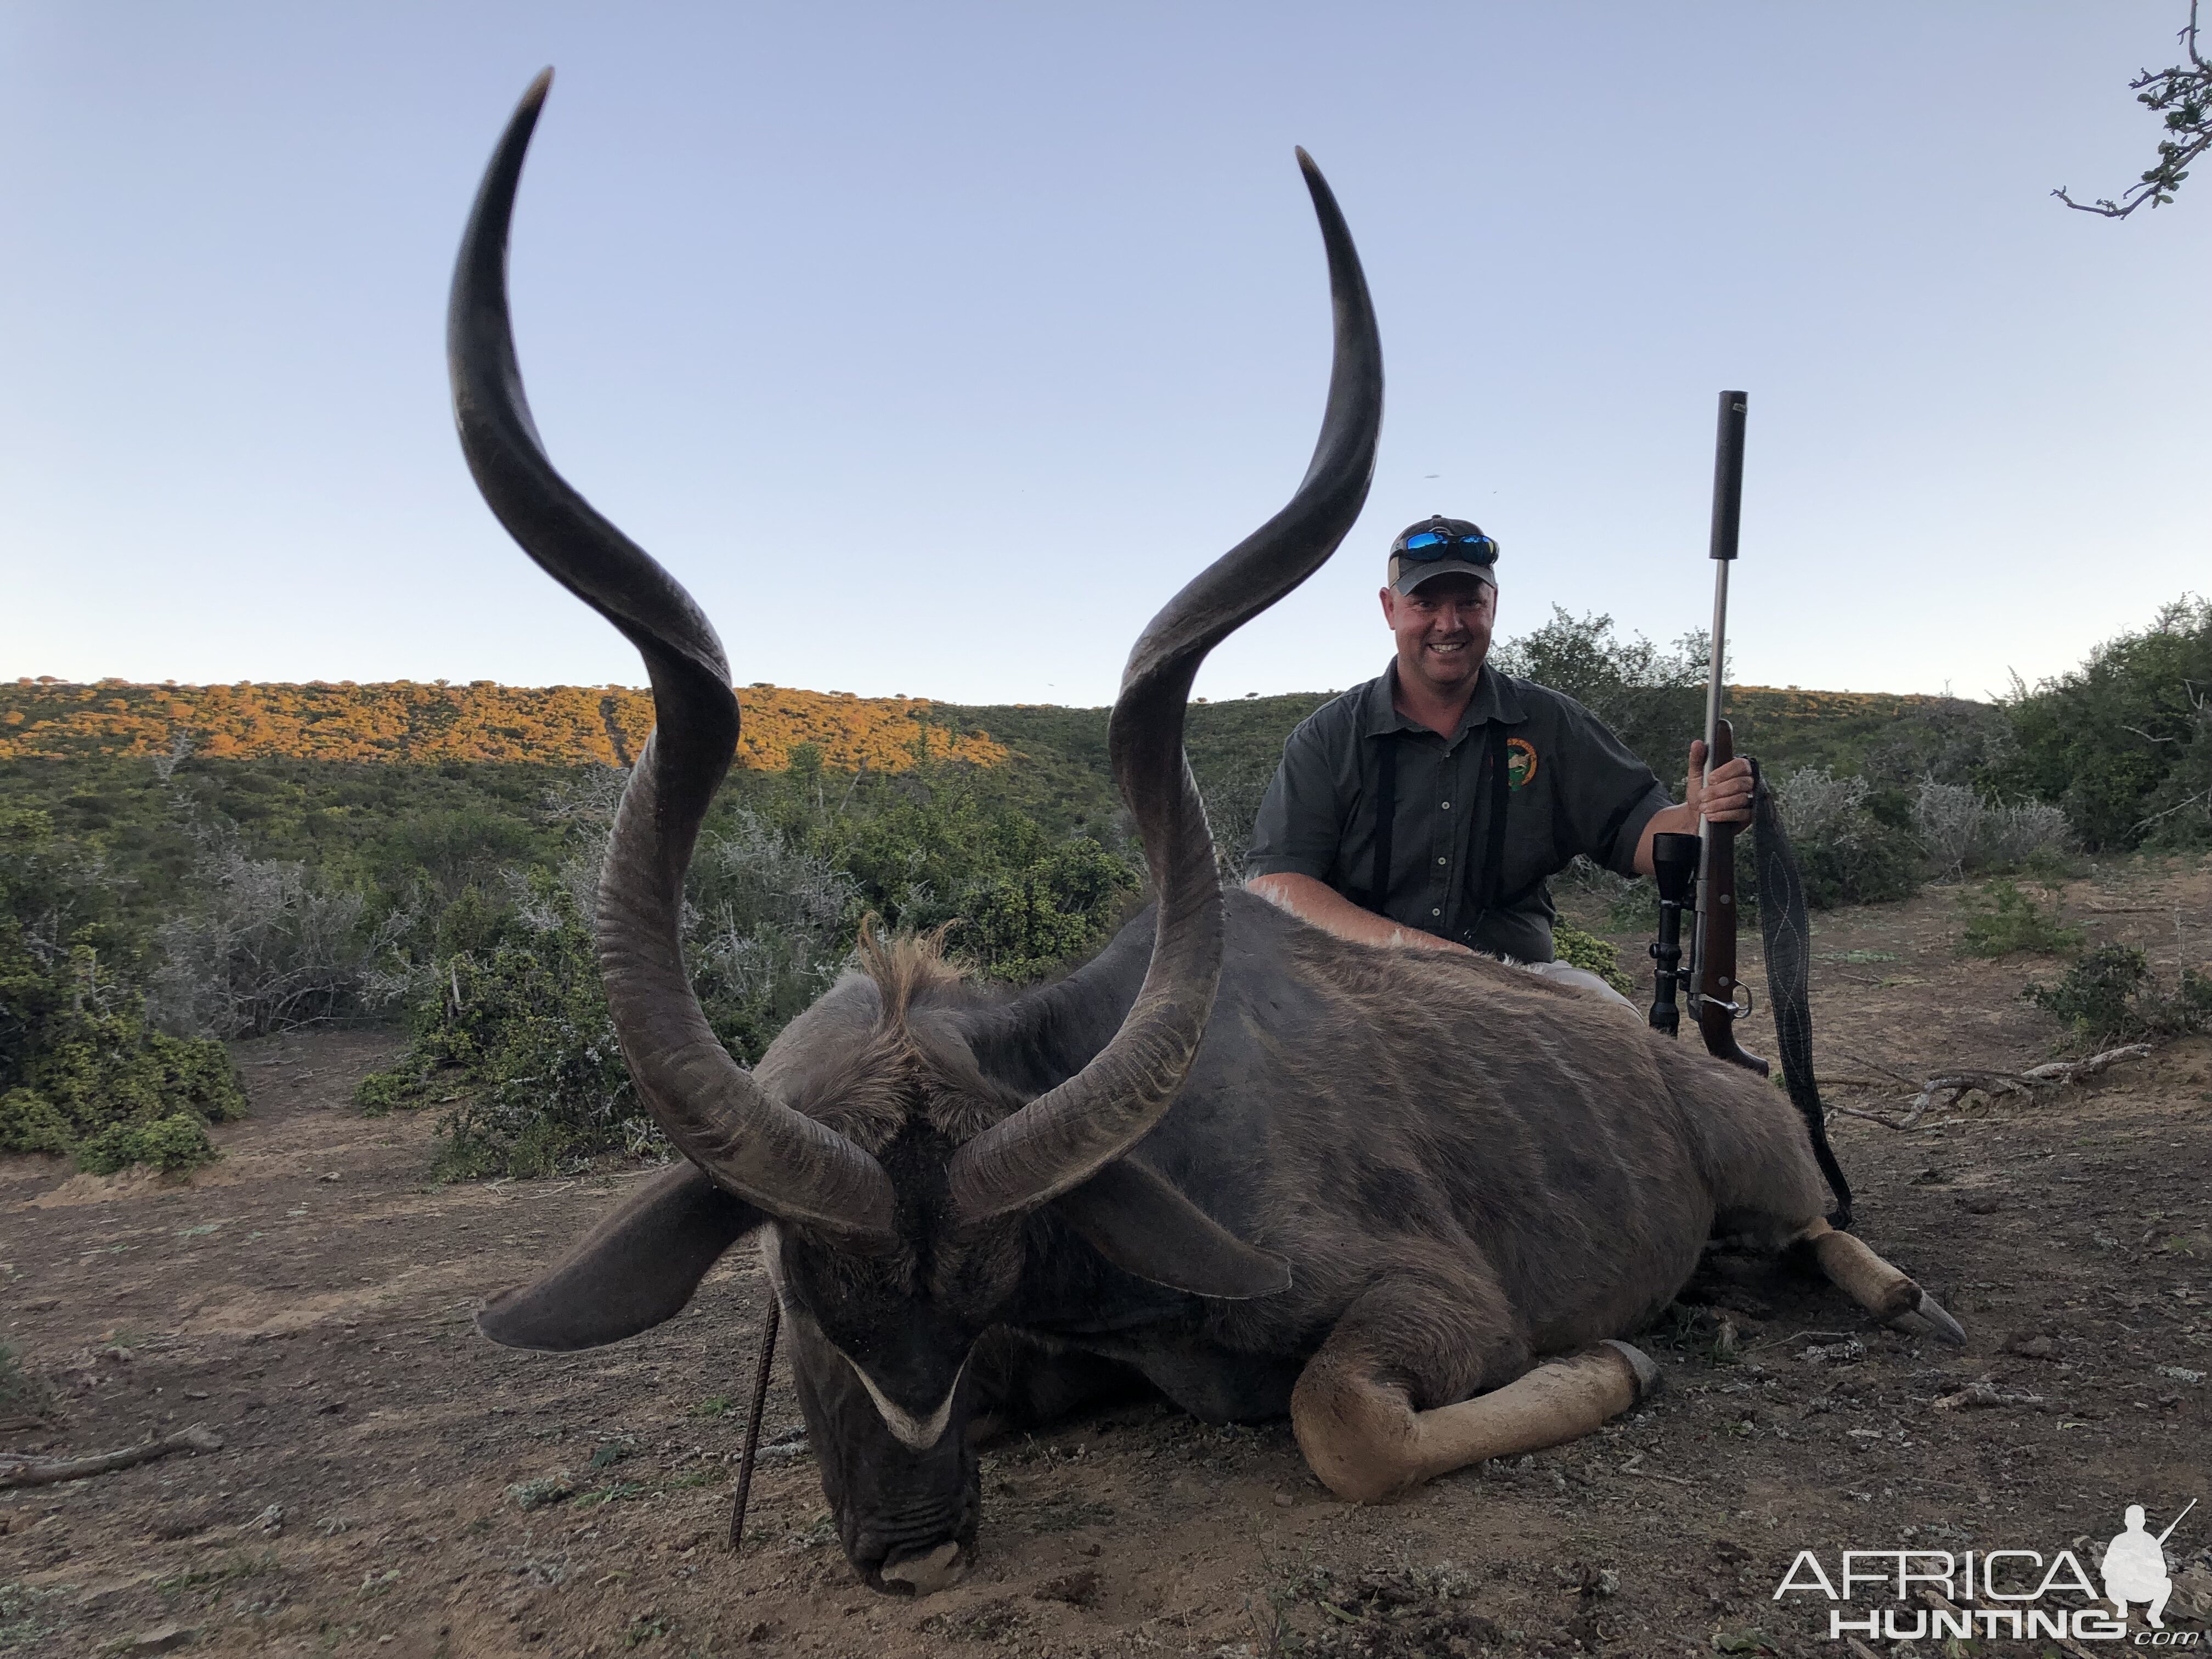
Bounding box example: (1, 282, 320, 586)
(448, 69, 896, 1245)
(946, 149, 1384, 1225)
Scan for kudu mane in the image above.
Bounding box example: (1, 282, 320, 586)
(768, 927, 1031, 1160)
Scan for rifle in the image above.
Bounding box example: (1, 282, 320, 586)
(1691, 392, 1767, 1074)
(1649, 390, 1854, 1227)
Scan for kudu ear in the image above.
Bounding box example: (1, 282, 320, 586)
(1054, 1159, 1291, 1300)
(477, 1161, 765, 1351)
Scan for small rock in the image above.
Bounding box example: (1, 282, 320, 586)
(1959, 1193, 2003, 1215)
(2157, 1365, 2205, 1385)
(126, 1624, 197, 1655)
(1272, 1491, 1294, 1508)
(1909, 1166, 1954, 1186)
(247, 1504, 284, 1535)
(183, 1390, 209, 1401)
(318, 1171, 340, 1183)
(2002, 1333, 2060, 1361)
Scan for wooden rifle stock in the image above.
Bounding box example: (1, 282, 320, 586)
(1695, 718, 1768, 1075)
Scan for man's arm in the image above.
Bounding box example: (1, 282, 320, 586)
(1631, 738, 1756, 876)
(1244, 872, 1473, 954)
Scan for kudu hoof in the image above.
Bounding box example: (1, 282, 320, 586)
(880, 1542, 967, 1597)
(1891, 1291, 1967, 1346)
(1601, 1340, 1665, 1404)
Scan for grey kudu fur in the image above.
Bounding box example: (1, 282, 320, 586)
(452, 72, 1965, 1595)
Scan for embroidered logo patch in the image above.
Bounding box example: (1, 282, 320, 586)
(1506, 737, 1539, 791)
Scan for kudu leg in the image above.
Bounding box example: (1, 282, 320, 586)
(1792, 1218, 1965, 1345)
(1288, 1273, 1660, 1504)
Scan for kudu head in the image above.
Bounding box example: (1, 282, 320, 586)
(450, 70, 1380, 1594)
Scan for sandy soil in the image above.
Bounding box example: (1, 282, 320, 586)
(4, 860, 2210, 1658)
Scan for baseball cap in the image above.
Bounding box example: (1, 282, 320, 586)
(1387, 515, 1499, 595)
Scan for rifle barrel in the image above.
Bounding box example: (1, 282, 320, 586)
(1694, 392, 1748, 980)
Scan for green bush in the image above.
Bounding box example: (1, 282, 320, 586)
(2024, 945, 2212, 1050)
(3, 808, 246, 1170)
(356, 763, 1144, 1179)
(1991, 597, 2212, 851)
(357, 871, 642, 1181)
(1554, 920, 1635, 995)
(1956, 880, 2086, 959)
(75, 1111, 219, 1176)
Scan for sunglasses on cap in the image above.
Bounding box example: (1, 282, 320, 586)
(1396, 529, 1498, 562)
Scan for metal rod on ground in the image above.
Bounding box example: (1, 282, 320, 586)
(728, 1299, 781, 1553)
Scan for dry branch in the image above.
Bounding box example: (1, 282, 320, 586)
(0, 1424, 221, 1489)
(1829, 1045, 2150, 1131)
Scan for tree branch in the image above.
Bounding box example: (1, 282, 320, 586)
(0, 1424, 222, 1490)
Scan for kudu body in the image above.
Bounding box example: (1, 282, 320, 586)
(452, 74, 1965, 1596)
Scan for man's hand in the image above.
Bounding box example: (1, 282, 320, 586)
(1685, 738, 1754, 827)
(1631, 740, 1758, 876)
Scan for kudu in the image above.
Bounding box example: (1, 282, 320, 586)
(452, 73, 1965, 1596)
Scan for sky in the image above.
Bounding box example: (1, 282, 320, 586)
(3, 2, 2207, 708)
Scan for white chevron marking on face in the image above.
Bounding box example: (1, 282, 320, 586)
(834, 1344, 971, 1452)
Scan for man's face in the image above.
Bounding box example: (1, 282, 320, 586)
(1379, 572, 1496, 699)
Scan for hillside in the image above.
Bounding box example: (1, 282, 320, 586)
(1, 676, 1981, 782)
(0, 678, 1006, 772)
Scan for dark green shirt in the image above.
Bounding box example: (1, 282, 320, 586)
(1245, 662, 1671, 962)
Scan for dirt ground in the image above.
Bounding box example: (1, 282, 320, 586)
(4, 859, 2210, 1658)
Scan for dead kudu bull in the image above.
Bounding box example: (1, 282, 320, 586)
(452, 73, 1965, 1597)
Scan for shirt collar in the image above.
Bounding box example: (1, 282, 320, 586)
(1363, 659, 1526, 738)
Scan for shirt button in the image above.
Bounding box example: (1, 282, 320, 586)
(1440, 800, 1451, 809)
(1432, 907, 1442, 916)
(1437, 856, 1447, 865)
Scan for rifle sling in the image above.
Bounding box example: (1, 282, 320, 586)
(1750, 760, 1854, 1229)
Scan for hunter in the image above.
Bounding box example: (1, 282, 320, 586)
(1244, 515, 1756, 1007)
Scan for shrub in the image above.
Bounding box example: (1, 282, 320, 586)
(2024, 945, 2212, 1050)
(2, 807, 246, 1170)
(1554, 921, 1634, 995)
(359, 870, 646, 1181)
(148, 824, 411, 1040)
(74, 1111, 218, 1176)
(1956, 880, 2085, 959)
(1912, 782, 2073, 880)
(1768, 768, 1919, 909)
(1857, 696, 2015, 789)
(1993, 596, 2212, 851)
(2, 938, 245, 1171)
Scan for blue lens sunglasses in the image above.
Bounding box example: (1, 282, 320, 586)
(1398, 528, 1498, 561)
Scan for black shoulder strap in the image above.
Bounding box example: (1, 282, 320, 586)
(1364, 733, 1398, 913)
(1478, 721, 1511, 915)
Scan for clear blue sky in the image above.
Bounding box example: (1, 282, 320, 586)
(4, 3, 2206, 707)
